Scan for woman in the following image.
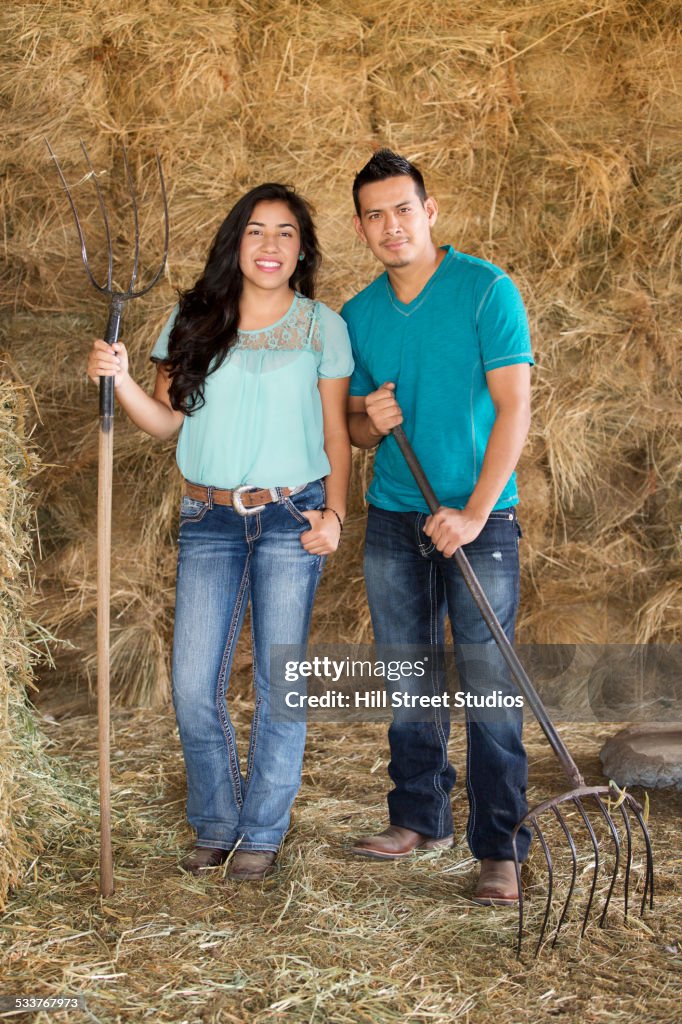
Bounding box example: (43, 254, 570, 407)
(88, 183, 353, 881)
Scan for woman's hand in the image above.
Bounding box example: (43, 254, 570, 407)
(299, 509, 342, 555)
(87, 339, 129, 389)
(84, 338, 183, 441)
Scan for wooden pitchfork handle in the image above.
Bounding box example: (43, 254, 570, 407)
(46, 139, 169, 896)
(97, 297, 123, 897)
(391, 424, 586, 789)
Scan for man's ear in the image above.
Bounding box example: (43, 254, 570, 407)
(424, 196, 438, 227)
(353, 214, 368, 244)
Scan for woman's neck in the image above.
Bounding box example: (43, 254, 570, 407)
(238, 282, 296, 331)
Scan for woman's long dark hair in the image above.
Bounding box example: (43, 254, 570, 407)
(164, 183, 321, 414)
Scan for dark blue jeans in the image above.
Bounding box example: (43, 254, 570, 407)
(364, 504, 531, 861)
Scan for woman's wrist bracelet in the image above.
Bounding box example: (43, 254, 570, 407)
(322, 507, 344, 533)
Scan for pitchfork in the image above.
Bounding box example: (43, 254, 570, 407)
(46, 139, 169, 896)
(391, 424, 654, 956)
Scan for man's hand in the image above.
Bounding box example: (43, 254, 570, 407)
(364, 382, 403, 437)
(422, 507, 487, 557)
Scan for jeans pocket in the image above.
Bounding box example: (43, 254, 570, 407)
(282, 480, 325, 526)
(283, 497, 310, 526)
(487, 508, 516, 522)
(179, 495, 210, 523)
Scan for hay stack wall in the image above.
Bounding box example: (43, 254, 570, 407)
(1, 0, 680, 706)
(0, 381, 36, 904)
(0, 378, 85, 908)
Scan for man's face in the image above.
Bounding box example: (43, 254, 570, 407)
(353, 176, 438, 269)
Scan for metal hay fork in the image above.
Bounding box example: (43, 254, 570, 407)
(46, 139, 169, 896)
(391, 424, 654, 957)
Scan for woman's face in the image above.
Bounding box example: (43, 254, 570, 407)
(239, 200, 301, 292)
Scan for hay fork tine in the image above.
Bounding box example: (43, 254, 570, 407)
(78, 140, 114, 293)
(531, 817, 555, 955)
(595, 793, 621, 926)
(128, 152, 170, 299)
(46, 137, 169, 898)
(550, 804, 578, 948)
(512, 836, 524, 954)
(46, 138, 113, 294)
(390, 424, 654, 957)
(629, 795, 654, 914)
(121, 144, 140, 294)
(618, 801, 632, 919)
(572, 795, 601, 937)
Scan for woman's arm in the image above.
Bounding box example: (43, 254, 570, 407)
(87, 339, 184, 441)
(299, 376, 351, 555)
(319, 376, 351, 521)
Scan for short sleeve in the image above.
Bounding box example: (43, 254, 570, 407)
(340, 304, 375, 397)
(150, 305, 179, 363)
(317, 303, 354, 379)
(348, 358, 375, 397)
(476, 276, 534, 371)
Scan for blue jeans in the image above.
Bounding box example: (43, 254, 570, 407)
(364, 504, 531, 861)
(172, 480, 325, 853)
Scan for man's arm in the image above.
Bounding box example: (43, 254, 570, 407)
(423, 363, 531, 557)
(348, 382, 403, 449)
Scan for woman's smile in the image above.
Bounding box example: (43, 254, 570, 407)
(254, 258, 284, 272)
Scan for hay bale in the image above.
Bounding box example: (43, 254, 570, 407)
(1, 0, 680, 707)
(0, 378, 38, 904)
(0, 375, 86, 909)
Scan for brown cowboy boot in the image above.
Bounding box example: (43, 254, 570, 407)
(351, 825, 454, 860)
(227, 850, 277, 881)
(471, 858, 520, 905)
(180, 846, 230, 876)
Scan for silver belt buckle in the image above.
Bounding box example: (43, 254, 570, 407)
(232, 485, 266, 516)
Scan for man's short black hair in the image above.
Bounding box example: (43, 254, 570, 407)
(352, 149, 427, 215)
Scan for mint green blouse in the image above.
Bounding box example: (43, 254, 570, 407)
(150, 294, 354, 489)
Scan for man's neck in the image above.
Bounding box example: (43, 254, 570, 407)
(386, 244, 445, 305)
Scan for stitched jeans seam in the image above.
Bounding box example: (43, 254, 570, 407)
(215, 557, 251, 807)
(429, 561, 449, 837)
(245, 613, 261, 783)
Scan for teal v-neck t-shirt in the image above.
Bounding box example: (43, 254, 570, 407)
(341, 246, 533, 513)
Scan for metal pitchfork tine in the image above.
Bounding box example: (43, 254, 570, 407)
(46, 139, 169, 897)
(390, 424, 654, 957)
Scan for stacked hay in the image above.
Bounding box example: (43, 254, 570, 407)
(0, 377, 86, 909)
(0, 0, 679, 706)
(0, 377, 41, 905)
(0, 380, 33, 905)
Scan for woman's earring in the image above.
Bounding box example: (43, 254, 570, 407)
(298, 252, 305, 262)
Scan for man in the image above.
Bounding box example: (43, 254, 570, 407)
(341, 149, 533, 903)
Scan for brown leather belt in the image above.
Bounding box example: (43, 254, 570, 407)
(184, 480, 304, 516)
